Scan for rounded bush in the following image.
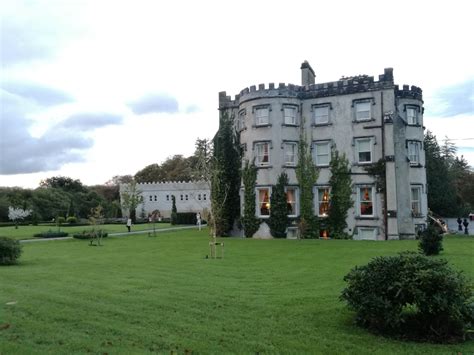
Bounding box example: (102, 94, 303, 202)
(419, 224, 443, 255)
(66, 216, 77, 224)
(73, 230, 108, 239)
(341, 252, 473, 343)
(33, 231, 69, 238)
(0, 236, 22, 265)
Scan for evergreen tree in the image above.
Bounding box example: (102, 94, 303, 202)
(170, 195, 178, 225)
(267, 172, 289, 238)
(327, 151, 353, 239)
(295, 120, 319, 238)
(211, 111, 241, 236)
(241, 160, 260, 238)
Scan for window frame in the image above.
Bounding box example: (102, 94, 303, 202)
(285, 186, 299, 217)
(256, 187, 272, 218)
(354, 137, 374, 164)
(352, 98, 375, 122)
(283, 105, 298, 126)
(254, 141, 271, 167)
(283, 141, 298, 166)
(404, 105, 421, 125)
(313, 105, 329, 125)
(253, 105, 271, 126)
(357, 185, 375, 218)
(410, 185, 423, 217)
(313, 140, 331, 167)
(407, 141, 421, 165)
(315, 186, 330, 217)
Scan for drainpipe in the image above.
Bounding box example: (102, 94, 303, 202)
(381, 92, 388, 240)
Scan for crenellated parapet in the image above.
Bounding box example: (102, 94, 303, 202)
(219, 68, 400, 108)
(395, 84, 423, 100)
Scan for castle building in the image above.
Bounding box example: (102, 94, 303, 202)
(219, 61, 427, 240)
(120, 181, 211, 219)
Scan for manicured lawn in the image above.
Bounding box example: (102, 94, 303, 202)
(0, 223, 175, 240)
(0, 231, 472, 354)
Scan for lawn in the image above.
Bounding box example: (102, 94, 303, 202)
(0, 230, 473, 354)
(0, 223, 176, 240)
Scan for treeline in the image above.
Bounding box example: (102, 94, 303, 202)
(0, 139, 212, 223)
(424, 131, 473, 217)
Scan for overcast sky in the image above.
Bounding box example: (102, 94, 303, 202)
(1, 0, 473, 188)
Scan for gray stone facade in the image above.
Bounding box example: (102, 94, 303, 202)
(219, 62, 427, 240)
(120, 181, 211, 219)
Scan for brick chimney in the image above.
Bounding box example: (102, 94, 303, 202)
(301, 60, 315, 86)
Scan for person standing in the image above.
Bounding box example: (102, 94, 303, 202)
(196, 212, 202, 231)
(463, 218, 469, 235)
(457, 217, 463, 231)
(126, 217, 132, 232)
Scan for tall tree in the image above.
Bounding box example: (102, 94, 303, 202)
(241, 160, 260, 238)
(211, 111, 241, 236)
(134, 164, 163, 183)
(120, 181, 143, 222)
(296, 120, 319, 238)
(267, 172, 289, 238)
(327, 151, 353, 239)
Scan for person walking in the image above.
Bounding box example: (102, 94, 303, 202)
(126, 217, 132, 232)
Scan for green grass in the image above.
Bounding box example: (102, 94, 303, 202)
(0, 223, 176, 240)
(0, 231, 473, 354)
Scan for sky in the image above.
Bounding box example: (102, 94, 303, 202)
(1, 0, 473, 188)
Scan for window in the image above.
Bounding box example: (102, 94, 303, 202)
(255, 107, 269, 125)
(285, 187, 298, 217)
(407, 141, 421, 165)
(358, 186, 374, 217)
(185, 195, 188, 201)
(203, 194, 207, 200)
(284, 142, 297, 166)
(198, 194, 201, 200)
(355, 227, 377, 240)
(283, 107, 297, 125)
(149, 196, 153, 202)
(313, 141, 331, 166)
(256, 142, 270, 166)
(166, 195, 169, 201)
(411, 186, 422, 216)
(355, 101, 371, 121)
(406, 107, 419, 125)
(153, 195, 157, 201)
(257, 188, 271, 217)
(180, 195, 183, 201)
(316, 187, 330, 217)
(355, 138, 373, 164)
(314, 106, 329, 124)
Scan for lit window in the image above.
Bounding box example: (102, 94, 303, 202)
(411, 186, 422, 216)
(284, 107, 297, 125)
(407, 141, 421, 165)
(316, 187, 330, 217)
(358, 186, 374, 217)
(257, 188, 271, 217)
(255, 107, 269, 125)
(355, 138, 373, 164)
(355, 101, 371, 121)
(314, 106, 329, 124)
(313, 141, 331, 166)
(406, 107, 419, 125)
(284, 142, 297, 166)
(285, 187, 298, 216)
(256, 142, 270, 166)
(355, 227, 376, 240)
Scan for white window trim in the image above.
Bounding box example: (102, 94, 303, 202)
(285, 186, 299, 217)
(407, 141, 421, 165)
(355, 137, 374, 164)
(255, 107, 270, 126)
(315, 186, 330, 217)
(406, 107, 419, 125)
(283, 142, 298, 166)
(283, 106, 297, 125)
(255, 142, 271, 166)
(313, 141, 331, 166)
(256, 187, 272, 218)
(410, 185, 423, 217)
(354, 101, 372, 121)
(357, 186, 375, 218)
(314, 105, 330, 125)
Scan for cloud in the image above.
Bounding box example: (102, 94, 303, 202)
(59, 112, 123, 130)
(2, 81, 73, 106)
(129, 94, 179, 114)
(426, 80, 474, 117)
(0, 91, 124, 175)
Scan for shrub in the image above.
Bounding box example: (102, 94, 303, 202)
(66, 216, 77, 224)
(73, 230, 108, 239)
(33, 230, 69, 238)
(175, 212, 198, 225)
(0, 237, 22, 265)
(419, 224, 443, 255)
(341, 252, 473, 343)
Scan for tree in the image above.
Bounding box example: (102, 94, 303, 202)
(211, 111, 241, 236)
(296, 120, 319, 238)
(120, 181, 143, 223)
(88, 205, 105, 246)
(171, 195, 178, 225)
(241, 160, 260, 238)
(134, 164, 163, 183)
(39, 176, 86, 193)
(327, 151, 353, 239)
(267, 172, 289, 238)
(8, 206, 32, 229)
